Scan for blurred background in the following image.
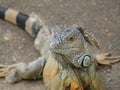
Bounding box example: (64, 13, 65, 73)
(0, 0, 120, 90)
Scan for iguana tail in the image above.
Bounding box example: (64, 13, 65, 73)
(0, 7, 43, 37)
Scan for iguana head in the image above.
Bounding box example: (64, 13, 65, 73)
(49, 26, 87, 56)
(49, 26, 101, 68)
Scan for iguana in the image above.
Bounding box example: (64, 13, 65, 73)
(0, 7, 120, 90)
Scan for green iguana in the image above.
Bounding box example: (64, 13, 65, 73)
(0, 7, 120, 90)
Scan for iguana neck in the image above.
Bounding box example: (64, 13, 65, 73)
(65, 52, 91, 67)
(51, 50, 91, 68)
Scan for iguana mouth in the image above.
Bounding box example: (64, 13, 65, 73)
(54, 47, 79, 50)
(50, 46, 80, 54)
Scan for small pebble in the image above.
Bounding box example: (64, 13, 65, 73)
(107, 78, 112, 82)
(107, 69, 110, 73)
(104, 17, 108, 21)
(18, 45, 23, 50)
(4, 36, 9, 41)
(13, 58, 17, 62)
(3, 30, 12, 41)
(12, 55, 17, 62)
(103, 70, 107, 73)
(105, 29, 109, 32)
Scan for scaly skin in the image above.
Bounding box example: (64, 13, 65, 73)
(0, 8, 120, 90)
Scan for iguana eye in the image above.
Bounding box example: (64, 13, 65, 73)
(67, 35, 75, 41)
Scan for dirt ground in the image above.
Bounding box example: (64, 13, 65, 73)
(0, 0, 120, 90)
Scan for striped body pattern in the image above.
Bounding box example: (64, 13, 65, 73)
(0, 7, 43, 37)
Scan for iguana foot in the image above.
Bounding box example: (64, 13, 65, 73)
(0, 57, 46, 83)
(0, 64, 16, 77)
(95, 53, 120, 65)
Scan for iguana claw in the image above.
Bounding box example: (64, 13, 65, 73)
(95, 53, 120, 65)
(0, 64, 15, 77)
(0, 64, 10, 77)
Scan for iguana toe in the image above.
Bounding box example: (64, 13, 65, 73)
(95, 53, 120, 65)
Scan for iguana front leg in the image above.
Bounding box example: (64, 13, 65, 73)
(95, 53, 120, 65)
(0, 57, 46, 83)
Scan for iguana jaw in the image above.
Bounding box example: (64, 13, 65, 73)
(49, 46, 81, 55)
(64, 52, 92, 68)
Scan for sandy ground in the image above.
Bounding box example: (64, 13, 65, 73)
(0, 0, 120, 90)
